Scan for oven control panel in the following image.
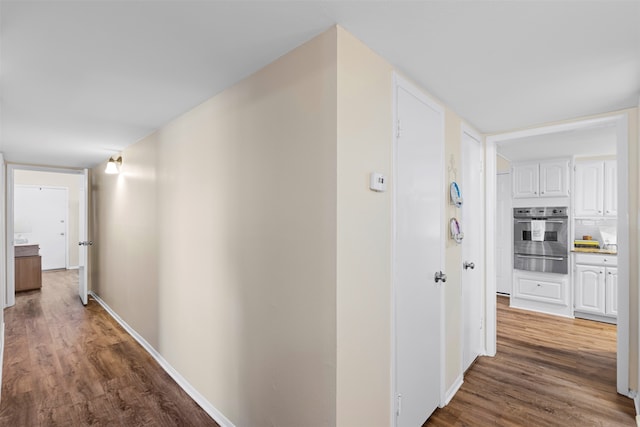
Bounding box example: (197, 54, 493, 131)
(514, 206, 567, 218)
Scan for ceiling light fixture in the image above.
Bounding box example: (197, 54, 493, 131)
(105, 156, 122, 174)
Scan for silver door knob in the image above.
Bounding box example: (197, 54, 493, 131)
(463, 261, 475, 270)
(434, 271, 447, 283)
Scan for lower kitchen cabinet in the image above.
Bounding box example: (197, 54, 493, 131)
(15, 255, 42, 292)
(605, 267, 618, 317)
(511, 270, 571, 317)
(574, 265, 605, 314)
(573, 253, 617, 323)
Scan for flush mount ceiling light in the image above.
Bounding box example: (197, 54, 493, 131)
(105, 156, 122, 174)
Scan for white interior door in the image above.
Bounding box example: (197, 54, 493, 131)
(394, 78, 443, 427)
(15, 185, 67, 270)
(496, 173, 512, 294)
(78, 170, 89, 305)
(461, 130, 483, 372)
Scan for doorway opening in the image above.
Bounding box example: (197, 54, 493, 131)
(5, 164, 89, 309)
(485, 113, 631, 396)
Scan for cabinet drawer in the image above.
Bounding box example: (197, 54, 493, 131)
(574, 253, 617, 266)
(515, 277, 565, 305)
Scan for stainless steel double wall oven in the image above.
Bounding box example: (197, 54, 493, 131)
(513, 207, 569, 274)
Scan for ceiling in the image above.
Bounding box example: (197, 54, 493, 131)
(496, 123, 618, 162)
(1, 1, 639, 168)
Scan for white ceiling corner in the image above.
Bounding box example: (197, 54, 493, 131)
(1, 1, 638, 168)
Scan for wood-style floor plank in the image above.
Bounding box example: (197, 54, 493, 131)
(0, 270, 219, 426)
(425, 296, 635, 427)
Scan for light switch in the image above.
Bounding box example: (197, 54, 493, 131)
(370, 172, 387, 192)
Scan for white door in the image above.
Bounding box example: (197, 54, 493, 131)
(512, 163, 539, 198)
(574, 264, 605, 314)
(394, 78, 443, 427)
(461, 130, 483, 372)
(14, 186, 67, 270)
(496, 173, 512, 295)
(78, 170, 89, 305)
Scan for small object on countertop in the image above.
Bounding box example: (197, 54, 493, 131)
(582, 235, 592, 240)
(574, 239, 600, 248)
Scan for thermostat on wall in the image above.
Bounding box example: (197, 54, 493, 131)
(370, 172, 387, 192)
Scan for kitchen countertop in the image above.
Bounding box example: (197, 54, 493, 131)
(572, 247, 617, 255)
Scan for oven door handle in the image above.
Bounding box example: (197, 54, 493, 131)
(515, 254, 565, 261)
(515, 220, 565, 224)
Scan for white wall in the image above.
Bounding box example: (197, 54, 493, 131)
(93, 28, 338, 426)
(90, 25, 482, 425)
(336, 27, 393, 426)
(497, 154, 510, 173)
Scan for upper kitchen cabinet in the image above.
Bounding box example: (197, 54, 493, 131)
(603, 160, 617, 217)
(512, 162, 538, 198)
(574, 160, 616, 218)
(540, 160, 570, 197)
(512, 159, 570, 199)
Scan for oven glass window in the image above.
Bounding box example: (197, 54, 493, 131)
(522, 231, 558, 242)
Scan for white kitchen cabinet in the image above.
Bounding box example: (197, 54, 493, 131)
(574, 162, 603, 216)
(540, 160, 570, 197)
(512, 159, 569, 199)
(574, 264, 605, 315)
(574, 160, 616, 218)
(605, 267, 618, 316)
(512, 162, 539, 198)
(573, 253, 617, 322)
(511, 270, 571, 317)
(603, 160, 617, 217)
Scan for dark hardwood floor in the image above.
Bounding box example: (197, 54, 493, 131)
(426, 296, 636, 426)
(3, 275, 634, 426)
(0, 269, 218, 426)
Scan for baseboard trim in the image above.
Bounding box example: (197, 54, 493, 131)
(441, 374, 463, 407)
(88, 292, 234, 427)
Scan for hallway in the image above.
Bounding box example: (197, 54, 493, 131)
(0, 270, 217, 426)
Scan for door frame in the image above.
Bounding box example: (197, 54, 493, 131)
(5, 163, 86, 308)
(485, 113, 630, 396)
(460, 124, 486, 362)
(391, 72, 446, 426)
(495, 169, 513, 296)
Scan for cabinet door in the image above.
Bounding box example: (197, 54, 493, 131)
(574, 162, 604, 217)
(15, 255, 42, 292)
(513, 163, 539, 198)
(604, 160, 617, 217)
(574, 264, 605, 314)
(605, 267, 618, 317)
(539, 160, 569, 197)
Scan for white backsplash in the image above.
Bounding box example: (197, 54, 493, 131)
(574, 218, 617, 248)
